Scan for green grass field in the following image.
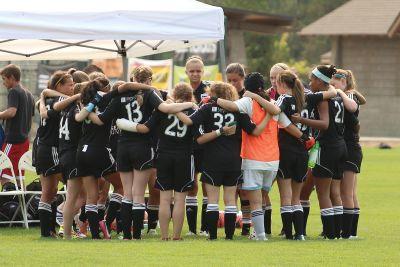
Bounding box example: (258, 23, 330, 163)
(0, 147, 399, 266)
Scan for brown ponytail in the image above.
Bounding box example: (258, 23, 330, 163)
(277, 70, 305, 112)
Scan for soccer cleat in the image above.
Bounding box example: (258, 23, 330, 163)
(279, 228, 285, 236)
(58, 225, 64, 238)
(99, 220, 111, 239)
(186, 231, 197, 236)
(294, 235, 305, 241)
(349, 235, 358, 240)
(248, 230, 256, 240)
(172, 237, 183, 241)
(199, 231, 209, 237)
(73, 229, 87, 239)
(79, 221, 88, 236)
(147, 229, 157, 235)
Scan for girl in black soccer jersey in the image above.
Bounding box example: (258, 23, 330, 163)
(116, 83, 199, 240)
(291, 65, 357, 239)
(71, 78, 121, 239)
(176, 82, 272, 240)
(36, 71, 74, 237)
(85, 66, 196, 240)
(55, 82, 86, 239)
(330, 69, 365, 238)
(225, 63, 251, 236)
(185, 56, 209, 235)
(273, 70, 336, 240)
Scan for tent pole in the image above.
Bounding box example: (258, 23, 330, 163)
(218, 39, 227, 82)
(120, 40, 129, 81)
(122, 54, 129, 82)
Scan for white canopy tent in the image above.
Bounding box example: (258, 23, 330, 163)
(0, 0, 225, 79)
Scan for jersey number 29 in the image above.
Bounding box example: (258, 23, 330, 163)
(165, 115, 187, 137)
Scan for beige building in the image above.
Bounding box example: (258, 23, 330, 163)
(301, 0, 400, 137)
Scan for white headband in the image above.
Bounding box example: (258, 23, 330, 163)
(312, 68, 331, 83)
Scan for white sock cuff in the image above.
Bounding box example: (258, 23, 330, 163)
(292, 205, 303, 212)
(321, 207, 334, 216)
(225, 206, 238, 214)
(280, 205, 293, 214)
(206, 204, 219, 212)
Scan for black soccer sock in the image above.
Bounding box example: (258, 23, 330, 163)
(280, 205, 293, 239)
(146, 204, 159, 231)
(50, 201, 57, 233)
(79, 205, 87, 222)
(321, 208, 335, 239)
(132, 202, 146, 239)
(351, 208, 360, 237)
(38, 201, 52, 237)
(240, 200, 251, 235)
(97, 204, 106, 222)
(106, 193, 122, 230)
(301, 200, 310, 236)
(206, 204, 219, 240)
(200, 197, 208, 232)
(224, 206, 237, 240)
(121, 199, 133, 239)
(263, 205, 272, 235)
(185, 196, 198, 234)
(333, 206, 343, 239)
(342, 207, 354, 239)
(292, 205, 304, 237)
(85, 204, 100, 239)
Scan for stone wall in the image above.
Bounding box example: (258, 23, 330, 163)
(340, 36, 400, 137)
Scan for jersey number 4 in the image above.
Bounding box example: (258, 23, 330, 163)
(59, 116, 70, 140)
(165, 115, 187, 137)
(125, 101, 143, 123)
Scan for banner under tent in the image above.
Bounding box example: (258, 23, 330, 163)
(0, 0, 225, 80)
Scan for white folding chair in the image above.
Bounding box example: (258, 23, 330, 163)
(0, 150, 28, 228)
(19, 150, 67, 228)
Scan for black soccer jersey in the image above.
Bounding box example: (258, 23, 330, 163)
(109, 119, 120, 153)
(58, 103, 82, 154)
(275, 92, 324, 151)
(193, 81, 210, 105)
(344, 93, 360, 144)
(238, 88, 245, 99)
(315, 94, 345, 146)
(145, 108, 196, 153)
(37, 96, 64, 147)
(98, 89, 163, 144)
(189, 103, 256, 171)
(79, 97, 112, 147)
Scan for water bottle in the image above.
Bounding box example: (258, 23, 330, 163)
(308, 141, 320, 169)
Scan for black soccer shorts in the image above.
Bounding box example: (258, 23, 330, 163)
(35, 145, 61, 176)
(344, 142, 363, 173)
(155, 152, 194, 192)
(59, 150, 79, 183)
(277, 149, 308, 183)
(200, 169, 243, 187)
(76, 145, 116, 179)
(193, 148, 203, 173)
(312, 143, 348, 180)
(117, 142, 154, 172)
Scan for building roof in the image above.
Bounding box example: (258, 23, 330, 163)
(223, 7, 293, 34)
(300, 0, 400, 37)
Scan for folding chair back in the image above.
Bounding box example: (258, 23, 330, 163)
(0, 150, 28, 228)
